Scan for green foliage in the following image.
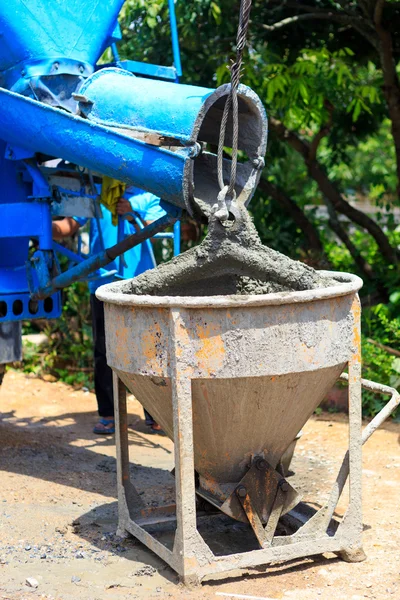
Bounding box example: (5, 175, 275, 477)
(249, 189, 307, 258)
(253, 48, 382, 129)
(361, 289, 400, 417)
(323, 227, 400, 294)
(328, 119, 398, 206)
(324, 240, 400, 416)
(361, 339, 400, 417)
(20, 281, 94, 389)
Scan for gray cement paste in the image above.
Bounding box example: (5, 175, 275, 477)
(119, 207, 339, 297)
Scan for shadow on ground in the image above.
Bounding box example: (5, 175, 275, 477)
(74, 499, 348, 587)
(0, 407, 173, 499)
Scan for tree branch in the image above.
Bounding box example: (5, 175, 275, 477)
(371, 0, 400, 195)
(269, 116, 310, 159)
(269, 117, 400, 264)
(261, 5, 378, 48)
(268, 1, 358, 17)
(366, 337, 400, 357)
(309, 100, 334, 162)
(325, 198, 375, 280)
(258, 179, 325, 256)
(261, 12, 360, 32)
(374, 0, 386, 26)
(358, 0, 374, 19)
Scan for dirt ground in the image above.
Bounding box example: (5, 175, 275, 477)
(0, 370, 399, 600)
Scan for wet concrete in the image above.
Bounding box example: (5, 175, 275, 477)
(120, 207, 338, 297)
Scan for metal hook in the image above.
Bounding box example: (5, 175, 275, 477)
(212, 185, 237, 223)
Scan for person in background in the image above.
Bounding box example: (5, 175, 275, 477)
(52, 186, 165, 435)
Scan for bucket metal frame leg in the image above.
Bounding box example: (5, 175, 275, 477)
(329, 296, 364, 559)
(286, 297, 364, 554)
(334, 295, 364, 560)
(114, 371, 183, 569)
(169, 308, 215, 582)
(112, 305, 214, 583)
(319, 295, 364, 560)
(112, 296, 399, 583)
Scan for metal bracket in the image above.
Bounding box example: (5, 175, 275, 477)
(23, 160, 52, 199)
(195, 456, 301, 548)
(220, 456, 300, 524)
(235, 485, 266, 548)
(263, 484, 287, 544)
(231, 457, 300, 548)
(27, 249, 60, 296)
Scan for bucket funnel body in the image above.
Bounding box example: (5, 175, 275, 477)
(0, 0, 123, 88)
(98, 272, 363, 488)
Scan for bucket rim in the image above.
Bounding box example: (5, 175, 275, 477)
(96, 270, 363, 309)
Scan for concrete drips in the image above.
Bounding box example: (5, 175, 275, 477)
(120, 206, 339, 297)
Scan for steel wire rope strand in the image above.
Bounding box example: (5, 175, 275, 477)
(216, 0, 252, 220)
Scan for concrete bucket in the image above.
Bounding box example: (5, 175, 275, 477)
(100, 274, 360, 511)
(95, 258, 397, 583)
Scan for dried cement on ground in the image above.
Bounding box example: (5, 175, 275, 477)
(119, 207, 338, 297)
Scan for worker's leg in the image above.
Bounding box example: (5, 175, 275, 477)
(90, 294, 114, 428)
(144, 409, 155, 426)
(143, 409, 165, 433)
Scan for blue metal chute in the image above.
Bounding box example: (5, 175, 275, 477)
(77, 68, 214, 143)
(0, 72, 267, 216)
(0, 86, 187, 204)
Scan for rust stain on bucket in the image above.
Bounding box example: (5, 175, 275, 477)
(195, 322, 225, 375)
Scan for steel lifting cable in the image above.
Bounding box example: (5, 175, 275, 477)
(215, 0, 253, 222)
